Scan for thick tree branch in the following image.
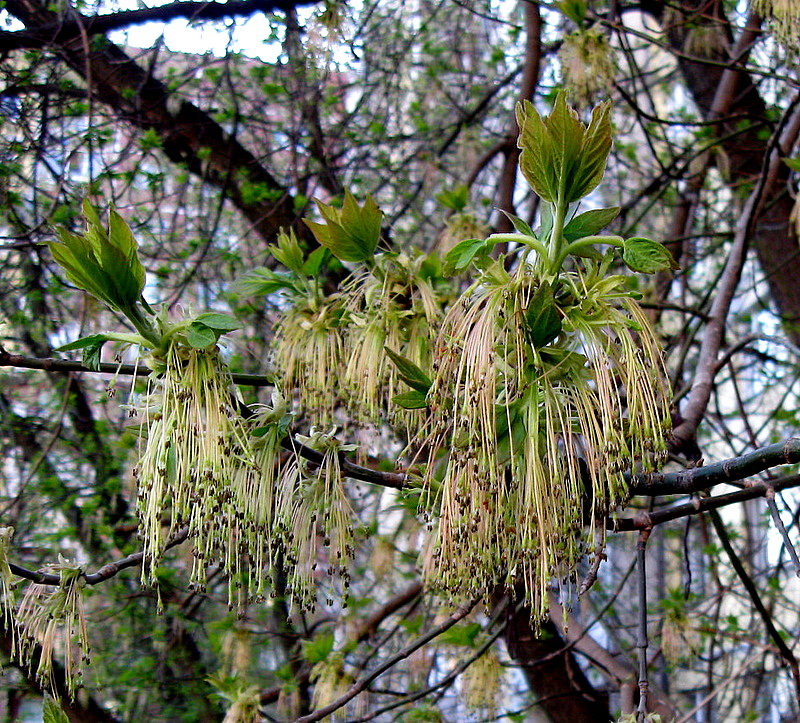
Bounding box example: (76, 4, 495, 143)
(630, 438, 800, 496)
(3, 0, 308, 244)
(0, 0, 311, 51)
(618, 474, 800, 531)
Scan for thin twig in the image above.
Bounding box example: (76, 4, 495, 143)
(765, 487, 800, 577)
(0, 347, 274, 387)
(295, 599, 477, 722)
(9, 528, 189, 587)
(708, 508, 800, 705)
(635, 528, 651, 721)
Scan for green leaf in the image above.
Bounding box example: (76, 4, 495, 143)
(622, 238, 679, 274)
(570, 102, 613, 202)
(187, 322, 218, 348)
(43, 697, 70, 723)
(268, 229, 305, 274)
(538, 202, 554, 240)
(439, 622, 482, 647)
(303, 633, 335, 665)
(304, 191, 383, 263)
(231, 268, 302, 297)
(301, 246, 329, 277)
(516, 100, 562, 203)
(57, 334, 110, 371)
(557, 0, 587, 25)
(392, 390, 429, 409)
(48, 201, 146, 313)
(436, 185, 469, 212)
(784, 156, 800, 172)
(442, 237, 491, 276)
(499, 210, 535, 237)
(516, 93, 612, 204)
(384, 348, 432, 393)
(563, 206, 620, 241)
(524, 281, 562, 347)
(56, 333, 109, 352)
(193, 312, 241, 331)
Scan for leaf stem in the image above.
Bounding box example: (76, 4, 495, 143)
(548, 196, 568, 274)
(554, 234, 624, 270)
(122, 304, 162, 348)
(484, 233, 548, 260)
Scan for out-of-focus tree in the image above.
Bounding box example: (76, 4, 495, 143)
(2, 0, 800, 721)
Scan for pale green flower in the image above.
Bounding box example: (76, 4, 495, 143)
(276, 430, 356, 611)
(559, 27, 617, 107)
(14, 559, 89, 699)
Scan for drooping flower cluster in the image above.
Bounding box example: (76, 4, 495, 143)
(338, 251, 444, 431)
(559, 26, 617, 106)
(274, 429, 357, 611)
(415, 94, 673, 619)
(753, 0, 800, 52)
(0, 527, 17, 630)
(244, 228, 452, 434)
(14, 559, 89, 699)
(135, 343, 281, 605)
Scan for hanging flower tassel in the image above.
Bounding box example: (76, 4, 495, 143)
(14, 558, 90, 699)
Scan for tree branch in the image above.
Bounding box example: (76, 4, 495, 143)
(0, 0, 314, 51)
(0, 347, 274, 387)
(3, 0, 304, 244)
(630, 438, 800, 496)
(294, 599, 477, 722)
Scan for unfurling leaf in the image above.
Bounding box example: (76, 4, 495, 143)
(269, 229, 305, 274)
(187, 322, 218, 348)
(43, 697, 70, 723)
(499, 210, 535, 237)
(231, 268, 303, 297)
(524, 282, 562, 348)
(436, 185, 469, 212)
(516, 92, 612, 204)
(442, 237, 492, 275)
(48, 200, 146, 313)
(193, 312, 241, 332)
(783, 156, 800, 173)
(301, 246, 330, 277)
(563, 206, 620, 241)
(56, 333, 110, 371)
(622, 237, 679, 274)
(304, 191, 383, 263)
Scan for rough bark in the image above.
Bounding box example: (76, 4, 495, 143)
(645, 0, 800, 345)
(504, 610, 610, 721)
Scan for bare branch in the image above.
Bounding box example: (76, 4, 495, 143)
(630, 438, 800, 496)
(295, 599, 477, 722)
(0, 347, 274, 387)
